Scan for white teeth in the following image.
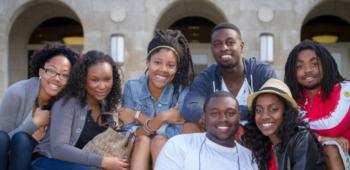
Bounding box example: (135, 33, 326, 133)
(262, 123, 273, 127)
(221, 55, 232, 60)
(155, 75, 167, 80)
(305, 77, 314, 81)
(49, 84, 59, 90)
(218, 126, 229, 130)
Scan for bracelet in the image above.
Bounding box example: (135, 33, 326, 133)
(134, 110, 141, 123)
(142, 125, 152, 135)
(145, 119, 155, 132)
(142, 119, 155, 135)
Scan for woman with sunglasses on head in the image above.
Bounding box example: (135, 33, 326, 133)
(117, 29, 194, 170)
(0, 43, 78, 170)
(32, 50, 128, 170)
(242, 79, 327, 170)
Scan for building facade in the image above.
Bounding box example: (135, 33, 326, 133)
(0, 0, 349, 98)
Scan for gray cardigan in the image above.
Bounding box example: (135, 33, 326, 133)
(0, 77, 40, 137)
(35, 97, 103, 167)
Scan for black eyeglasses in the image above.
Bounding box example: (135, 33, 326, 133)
(43, 68, 69, 81)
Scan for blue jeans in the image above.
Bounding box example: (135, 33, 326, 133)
(0, 131, 10, 170)
(31, 157, 93, 170)
(8, 132, 38, 170)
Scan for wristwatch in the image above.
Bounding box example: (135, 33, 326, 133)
(134, 110, 141, 123)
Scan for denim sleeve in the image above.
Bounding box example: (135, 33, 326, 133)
(121, 123, 138, 134)
(122, 80, 137, 109)
(165, 124, 182, 138)
(121, 80, 140, 133)
(160, 87, 188, 138)
(177, 87, 189, 111)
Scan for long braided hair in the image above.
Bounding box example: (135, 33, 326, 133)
(284, 39, 345, 101)
(146, 29, 194, 95)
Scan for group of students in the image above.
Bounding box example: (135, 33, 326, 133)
(156, 23, 350, 170)
(0, 22, 348, 170)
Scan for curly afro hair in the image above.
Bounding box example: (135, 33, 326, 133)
(63, 50, 122, 111)
(30, 42, 79, 77)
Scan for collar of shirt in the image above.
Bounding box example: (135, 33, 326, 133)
(139, 75, 175, 106)
(299, 83, 341, 121)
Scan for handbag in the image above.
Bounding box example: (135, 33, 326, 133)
(82, 112, 135, 169)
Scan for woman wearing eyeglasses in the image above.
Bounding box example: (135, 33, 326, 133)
(0, 43, 78, 170)
(32, 51, 127, 170)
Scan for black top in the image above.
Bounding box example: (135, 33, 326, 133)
(272, 127, 327, 170)
(75, 110, 108, 149)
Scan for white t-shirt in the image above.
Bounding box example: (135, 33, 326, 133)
(155, 133, 258, 170)
(222, 78, 252, 125)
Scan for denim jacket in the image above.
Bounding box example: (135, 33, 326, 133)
(122, 75, 188, 138)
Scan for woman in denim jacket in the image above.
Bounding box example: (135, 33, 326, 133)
(118, 29, 194, 170)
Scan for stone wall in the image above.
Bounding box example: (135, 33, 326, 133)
(0, 0, 349, 98)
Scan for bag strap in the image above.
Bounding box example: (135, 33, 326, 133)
(123, 132, 136, 160)
(96, 112, 123, 131)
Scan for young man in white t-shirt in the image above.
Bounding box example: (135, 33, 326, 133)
(155, 91, 258, 170)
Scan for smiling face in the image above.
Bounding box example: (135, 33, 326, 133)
(86, 62, 113, 103)
(211, 28, 244, 69)
(254, 93, 284, 144)
(147, 48, 177, 91)
(296, 49, 323, 91)
(38, 55, 72, 98)
(204, 96, 240, 147)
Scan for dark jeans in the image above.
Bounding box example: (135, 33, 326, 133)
(0, 131, 10, 170)
(9, 132, 38, 170)
(31, 157, 93, 170)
